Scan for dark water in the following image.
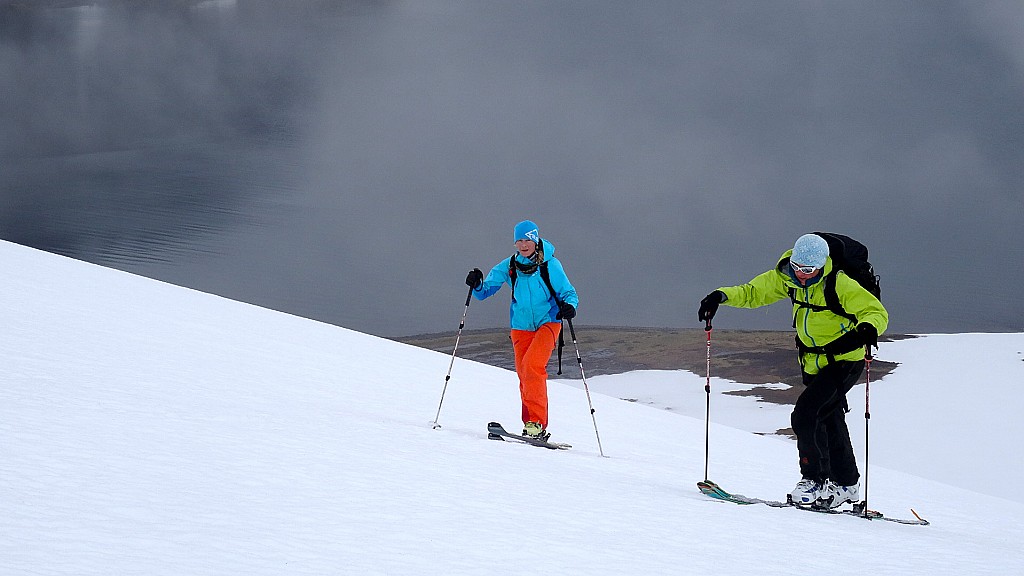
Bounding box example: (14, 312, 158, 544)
(2, 1, 1022, 337)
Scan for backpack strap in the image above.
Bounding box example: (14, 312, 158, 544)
(822, 273, 855, 323)
(539, 263, 566, 374)
(508, 256, 518, 302)
(790, 273, 863, 364)
(795, 329, 863, 365)
(789, 273, 857, 324)
(538, 262, 561, 305)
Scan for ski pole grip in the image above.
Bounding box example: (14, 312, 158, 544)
(464, 285, 474, 307)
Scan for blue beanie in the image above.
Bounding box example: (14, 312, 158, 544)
(792, 234, 829, 268)
(513, 220, 540, 243)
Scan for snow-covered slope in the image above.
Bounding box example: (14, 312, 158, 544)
(572, 334, 1024, 505)
(1, 240, 1021, 575)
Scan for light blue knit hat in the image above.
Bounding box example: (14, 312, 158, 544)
(792, 233, 829, 268)
(513, 220, 540, 243)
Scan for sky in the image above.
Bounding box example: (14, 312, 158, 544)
(2, 238, 1023, 575)
(1, 0, 1022, 337)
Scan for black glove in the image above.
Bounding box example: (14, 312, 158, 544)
(556, 302, 576, 320)
(698, 290, 725, 323)
(857, 323, 878, 350)
(465, 268, 483, 289)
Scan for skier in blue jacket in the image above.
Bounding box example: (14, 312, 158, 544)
(465, 220, 579, 441)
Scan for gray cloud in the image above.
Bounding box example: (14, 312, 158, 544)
(2, 0, 1021, 336)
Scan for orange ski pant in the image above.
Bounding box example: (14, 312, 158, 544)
(510, 322, 561, 429)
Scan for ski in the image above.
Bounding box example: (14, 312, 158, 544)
(697, 480, 929, 525)
(487, 422, 571, 450)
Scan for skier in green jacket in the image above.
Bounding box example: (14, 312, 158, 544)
(698, 233, 888, 508)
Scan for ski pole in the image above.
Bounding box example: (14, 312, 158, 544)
(566, 319, 606, 457)
(861, 345, 873, 514)
(431, 286, 474, 429)
(703, 319, 713, 482)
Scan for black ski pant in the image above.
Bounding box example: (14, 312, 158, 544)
(791, 359, 864, 486)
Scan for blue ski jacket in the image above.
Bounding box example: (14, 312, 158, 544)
(472, 239, 579, 332)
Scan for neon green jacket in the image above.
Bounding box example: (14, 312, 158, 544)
(717, 250, 889, 374)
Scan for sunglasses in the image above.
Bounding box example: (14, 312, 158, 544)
(790, 261, 819, 275)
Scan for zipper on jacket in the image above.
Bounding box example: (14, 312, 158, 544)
(797, 285, 823, 372)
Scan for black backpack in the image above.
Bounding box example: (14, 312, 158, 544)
(789, 232, 881, 324)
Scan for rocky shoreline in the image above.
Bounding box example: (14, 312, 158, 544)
(396, 326, 907, 407)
